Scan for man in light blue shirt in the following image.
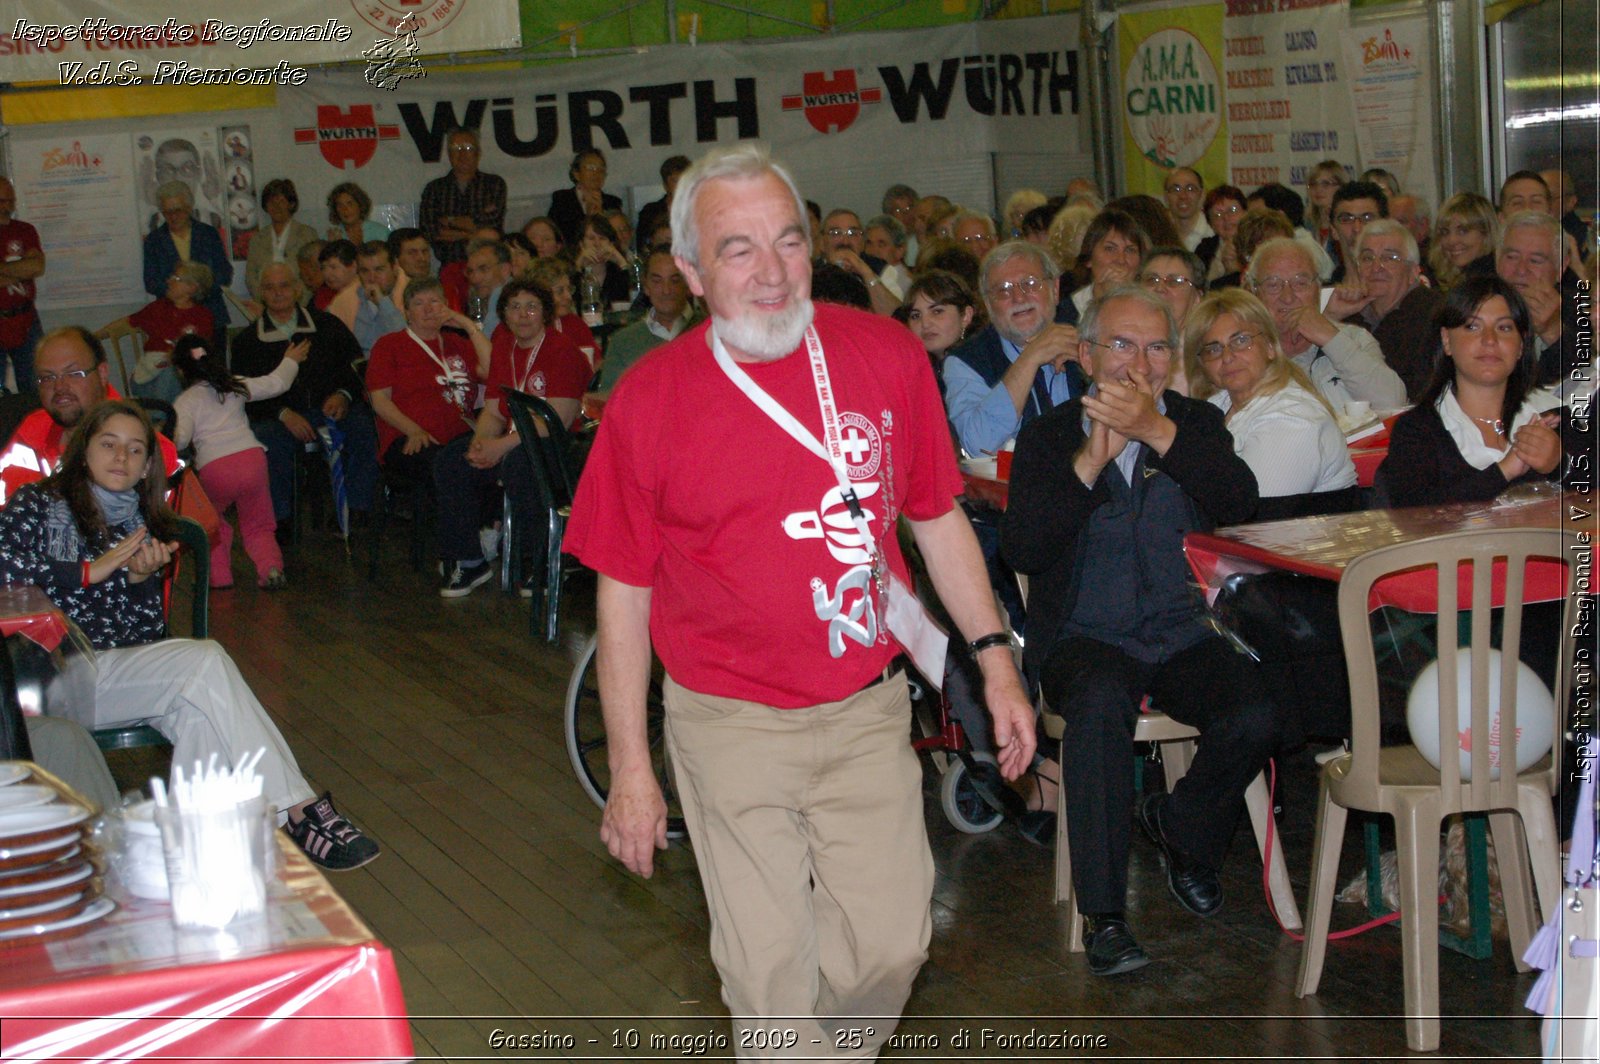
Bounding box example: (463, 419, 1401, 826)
(943, 241, 1084, 457)
(353, 242, 406, 355)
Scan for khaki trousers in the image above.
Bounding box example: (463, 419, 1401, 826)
(664, 674, 934, 1062)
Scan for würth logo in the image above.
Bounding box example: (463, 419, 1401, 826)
(781, 70, 882, 134)
(293, 105, 401, 170)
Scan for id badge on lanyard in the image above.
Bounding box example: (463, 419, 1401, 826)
(711, 326, 949, 689)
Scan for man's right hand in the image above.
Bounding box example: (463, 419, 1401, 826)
(1019, 324, 1080, 373)
(401, 428, 440, 455)
(1517, 283, 1564, 344)
(1073, 417, 1127, 487)
(279, 408, 316, 443)
(600, 765, 669, 877)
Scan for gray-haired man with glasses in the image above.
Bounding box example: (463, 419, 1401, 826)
(1325, 219, 1441, 400)
(943, 241, 1084, 459)
(1001, 285, 1276, 977)
(1247, 236, 1406, 415)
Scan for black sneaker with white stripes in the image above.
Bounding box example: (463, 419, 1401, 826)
(440, 559, 493, 598)
(286, 793, 380, 871)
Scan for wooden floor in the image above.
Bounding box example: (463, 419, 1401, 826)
(113, 519, 1549, 1063)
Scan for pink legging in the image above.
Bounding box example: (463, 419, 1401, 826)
(196, 448, 281, 587)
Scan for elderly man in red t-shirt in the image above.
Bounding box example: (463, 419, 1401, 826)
(564, 144, 1036, 1058)
(364, 275, 491, 593)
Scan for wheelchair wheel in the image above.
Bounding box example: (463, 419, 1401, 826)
(939, 751, 1005, 834)
(564, 634, 688, 839)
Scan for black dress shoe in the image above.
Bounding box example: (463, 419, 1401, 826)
(1137, 793, 1223, 918)
(1084, 917, 1149, 976)
(1016, 810, 1055, 848)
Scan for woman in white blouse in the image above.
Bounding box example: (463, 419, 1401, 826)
(1185, 289, 1358, 514)
(1375, 275, 1570, 507)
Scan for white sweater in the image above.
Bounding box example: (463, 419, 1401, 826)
(1209, 381, 1357, 497)
(172, 357, 300, 470)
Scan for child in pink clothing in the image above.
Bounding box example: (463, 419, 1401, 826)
(170, 334, 306, 589)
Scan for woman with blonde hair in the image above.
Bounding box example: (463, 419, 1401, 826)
(1185, 288, 1357, 518)
(1428, 192, 1499, 292)
(1002, 188, 1048, 238)
(1046, 202, 1096, 283)
(1304, 159, 1346, 259)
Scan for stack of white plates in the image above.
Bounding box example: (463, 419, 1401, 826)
(0, 762, 113, 946)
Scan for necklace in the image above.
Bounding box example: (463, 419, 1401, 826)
(1468, 414, 1506, 437)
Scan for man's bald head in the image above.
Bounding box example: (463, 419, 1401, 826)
(34, 327, 110, 429)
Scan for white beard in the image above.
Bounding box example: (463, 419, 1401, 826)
(712, 298, 815, 363)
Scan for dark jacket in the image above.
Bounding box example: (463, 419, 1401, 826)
(1376, 400, 1580, 508)
(1000, 392, 1258, 685)
(0, 483, 166, 650)
(230, 307, 364, 423)
(548, 187, 624, 249)
(1361, 283, 1444, 401)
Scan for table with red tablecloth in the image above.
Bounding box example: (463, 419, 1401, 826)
(1183, 489, 1587, 610)
(0, 829, 413, 1062)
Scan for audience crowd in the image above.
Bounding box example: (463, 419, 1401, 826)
(0, 133, 1592, 977)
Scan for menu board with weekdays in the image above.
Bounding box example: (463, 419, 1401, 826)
(1222, 0, 1359, 193)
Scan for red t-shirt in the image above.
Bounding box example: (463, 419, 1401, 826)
(564, 302, 964, 708)
(365, 329, 478, 457)
(311, 284, 335, 311)
(486, 326, 590, 425)
(128, 299, 214, 352)
(553, 314, 598, 363)
(0, 219, 42, 347)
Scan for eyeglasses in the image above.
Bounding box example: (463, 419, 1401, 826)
(1357, 250, 1408, 267)
(987, 275, 1047, 302)
(889, 204, 914, 217)
(826, 227, 863, 238)
(578, 162, 606, 172)
(37, 368, 93, 386)
(1139, 273, 1195, 291)
(1310, 177, 1343, 189)
(1334, 211, 1379, 226)
(505, 300, 544, 315)
(448, 143, 479, 154)
(1252, 275, 1318, 297)
(166, 274, 192, 285)
(1197, 330, 1261, 363)
(960, 232, 995, 245)
(1165, 183, 1201, 196)
(1208, 204, 1243, 219)
(1086, 338, 1175, 360)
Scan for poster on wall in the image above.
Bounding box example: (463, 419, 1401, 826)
(1118, 2, 1228, 196)
(1340, 14, 1436, 201)
(1221, 0, 1357, 195)
(9, 132, 145, 309)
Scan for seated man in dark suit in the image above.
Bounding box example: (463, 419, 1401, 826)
(1001, 285, 1277, 976)
(229, 263, 377, 531)
(547, 149, 622, 248)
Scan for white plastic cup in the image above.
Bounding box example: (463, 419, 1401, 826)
(154, 796, 272, 930)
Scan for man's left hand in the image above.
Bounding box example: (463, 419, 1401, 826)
(1081, 370, 1175, 451)
(322, 393, 350, 421)
(981, 666, 1037, 781)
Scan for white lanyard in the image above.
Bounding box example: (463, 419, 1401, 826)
(511, 332, 546, 394)
(407, 328, 467, 412)
(710, 325, 882, 575)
